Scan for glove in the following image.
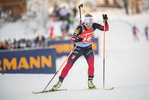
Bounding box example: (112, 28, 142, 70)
(75, 37, 83, 42)
(102, 14, 108, 23)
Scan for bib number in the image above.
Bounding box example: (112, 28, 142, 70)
(82, 36, 92, 43)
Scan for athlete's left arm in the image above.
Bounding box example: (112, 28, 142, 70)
(92, 22, 109, 31)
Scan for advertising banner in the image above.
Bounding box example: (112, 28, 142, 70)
(48, 38, 99, 57)
(0, 48, 56, 74)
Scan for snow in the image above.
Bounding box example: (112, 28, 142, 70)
(1, 9, 149, 100)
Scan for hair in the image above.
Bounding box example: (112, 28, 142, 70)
(85, 13, 92, 17)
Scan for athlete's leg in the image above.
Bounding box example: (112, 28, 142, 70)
(52, 46, 83, 91)
(60, 47, 83, 78)
(84, 46, 95, 88)
(84, 47, 94, 77)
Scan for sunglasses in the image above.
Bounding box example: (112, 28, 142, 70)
(86, 23, 92, 26)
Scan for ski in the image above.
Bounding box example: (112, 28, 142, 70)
(32, 89, 67, 94)
(88, 87, 114, 90)
(33, 87, 114, 94)
(80, 87, 114, 90)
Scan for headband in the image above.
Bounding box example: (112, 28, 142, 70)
(84, 17, 93, 23)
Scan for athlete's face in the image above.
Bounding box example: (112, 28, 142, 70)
(85, 22, 93, 30)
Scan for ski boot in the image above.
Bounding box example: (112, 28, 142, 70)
(88, 76, 96, 89)
(51, 77, 64, 91)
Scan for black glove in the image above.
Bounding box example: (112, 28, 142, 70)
(102, 14, 108, 23)
(75, 37, 83, 42)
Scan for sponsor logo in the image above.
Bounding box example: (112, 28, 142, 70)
(0, 55, 52, 72)
(71, 55, 76, 60)
(73, 51, 79, 54)
(49, 44, 74, 54)
(89, 19, 93, 22)
(74, 30, 79, 34)
(84, 32, 94, 36)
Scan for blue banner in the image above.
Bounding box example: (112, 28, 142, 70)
(48, 38, 99, 57)
(0, 48, 56, 74)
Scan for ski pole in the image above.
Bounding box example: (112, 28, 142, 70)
(43, 42, 79, 91)
(103, 19, 106, 89)
(78, 4, 83, 24)
(43, 4, 82, 92)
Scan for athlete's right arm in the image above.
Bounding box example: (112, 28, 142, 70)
(71, 26, 82, 43)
